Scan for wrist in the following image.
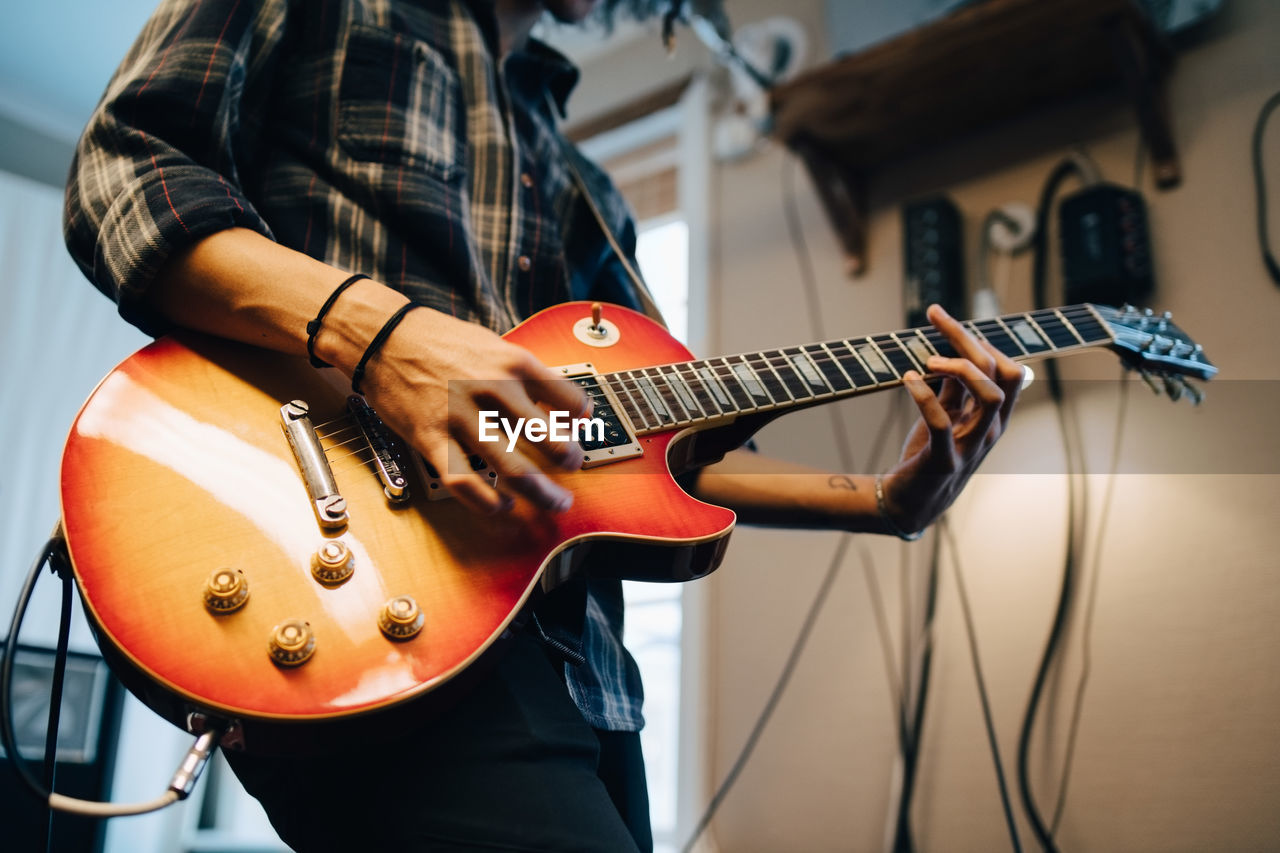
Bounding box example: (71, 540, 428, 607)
(875, 474, 924, 542)
(311, 277, 413, 375)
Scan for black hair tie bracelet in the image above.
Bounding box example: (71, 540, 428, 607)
(351, 302, 418, 395)
(305, 273, 370, 368)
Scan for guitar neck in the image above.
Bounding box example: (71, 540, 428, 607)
(599, 304, 1114, 434)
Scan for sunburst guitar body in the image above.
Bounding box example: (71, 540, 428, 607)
(60, 302, 733, 751)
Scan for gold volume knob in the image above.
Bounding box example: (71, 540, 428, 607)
(378, 595, 425, 640)
(203, 569, 249, 614)
(268, 619, 316, 667)
(312, 540, 354, 585)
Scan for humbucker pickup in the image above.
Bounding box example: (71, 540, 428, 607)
(558, 364, 643, 468)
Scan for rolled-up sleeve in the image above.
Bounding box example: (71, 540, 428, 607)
(63, 0, 288, 335)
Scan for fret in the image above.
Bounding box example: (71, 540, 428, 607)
(969, 318, 1025, 358)
(885, 330, 926, 373)
(622, 371, 662, 429)
(1054, 309, 1088, 345)
(696, 364, 737, 411)
(660, 365, 703, 420)
(715, 358, 762, 410)
(608, 373, 653, 431)
(784, 347, 832, 395)
(904, 329, 939, 366)
(1061, 306, 1110, 344)
(888, 332, 927, 373)
(743, 353, 792, 403)
(728, 356, 778, 405)
(646, 367, 690, 423)
(1005, 314, 1052, 354)
(767, 349, 817, 400)
(829, 341, 877, 387)
(619, 371, 660, 428)
(855, 337, 901, 382)
(812, 343, 855, 392)
(919, 326, 959, 359)
(1029, 309, 1079, 349)
(635, 373, 674, 424)
(678, 363, 723, 417)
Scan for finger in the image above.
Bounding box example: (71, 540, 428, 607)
(926, 357, 1005, 442)
(936, 374, 967, 412)
(454, 411, 574, 513)
(514, 351, 592, 417)
(429, 441, 512, 516)
(482, 386, 586, 471)
(902, 370, 957, 470)
(927, 304, 997, 378)
(980, 340, 1025, 425)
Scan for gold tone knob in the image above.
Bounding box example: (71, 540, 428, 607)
(312, 540, 354, 585)
(203, 569, 249, 614)
(268, 619, 316, 667)
(378, 596, 424, 640)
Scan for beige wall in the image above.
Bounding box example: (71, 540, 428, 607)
(574, 0, 1280, 850)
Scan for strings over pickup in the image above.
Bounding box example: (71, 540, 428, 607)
(560, 366, 644, 469)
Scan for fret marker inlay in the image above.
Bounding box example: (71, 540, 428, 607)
(857, 344, 889, 376)
(732, 363, 767, 399)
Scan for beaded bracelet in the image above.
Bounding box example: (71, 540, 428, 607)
(305, 273, 370, 368)
(875, 474, 924, 542)
(351, 303, 418, 395)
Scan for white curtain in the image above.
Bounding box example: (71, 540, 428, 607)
(0, 168, 148, 652)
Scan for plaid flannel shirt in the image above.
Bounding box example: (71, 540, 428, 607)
(64, 0, 647, 731)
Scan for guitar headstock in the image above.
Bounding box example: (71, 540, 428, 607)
(1091, 304, 1218, 402)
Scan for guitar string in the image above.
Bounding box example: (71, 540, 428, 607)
(592, 307, 1109, 396)
(299, 306, 1155, 445)
(588, 305, 1166, 421)
(319, 433, 371, 453)
(592, 334, 1104, 427)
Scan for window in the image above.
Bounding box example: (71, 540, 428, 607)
(585, 77, 710, 853)
(625, 218, 690, 849)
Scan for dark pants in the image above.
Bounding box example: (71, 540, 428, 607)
(226, 631, 652, 852)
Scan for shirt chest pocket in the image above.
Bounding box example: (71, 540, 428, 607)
(337, 25, 464, 182)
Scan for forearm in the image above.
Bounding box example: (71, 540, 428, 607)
(150, 227, 410, 376)
(690, 448, 889, 534)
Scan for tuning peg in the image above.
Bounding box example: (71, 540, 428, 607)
(1139, 371, 1163, 396)
(1181, 379, 1205, 406)
(1162, 375, 1185, 402)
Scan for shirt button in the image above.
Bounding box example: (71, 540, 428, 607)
(517, 255, 532, 272)
(520, 172, 534, 188)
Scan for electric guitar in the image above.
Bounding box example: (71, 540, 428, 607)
(58, 301, 1214, 750)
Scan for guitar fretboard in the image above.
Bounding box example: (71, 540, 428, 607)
(596, 305, 1112, 434)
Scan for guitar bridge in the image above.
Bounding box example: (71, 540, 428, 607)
(347, 396, 411, 503)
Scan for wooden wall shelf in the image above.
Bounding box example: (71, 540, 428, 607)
(769, 0, 1177, 275)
